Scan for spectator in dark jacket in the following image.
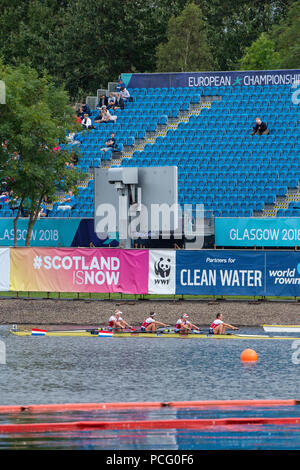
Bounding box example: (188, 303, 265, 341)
(81, 102, 91, 116)
(77, 106, 85, 120)
(251, 117, 269, 135)
(100, 133, 117, 153)
(97, 94, 108, 108)
(112, 93, 124, 110)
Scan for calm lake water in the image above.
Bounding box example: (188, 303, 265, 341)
(0, 325, 299, 450)
(0, 325, 299, 405)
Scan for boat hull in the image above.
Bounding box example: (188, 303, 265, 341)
(10, 329, 300, 341)
(263, 325, 300, 333)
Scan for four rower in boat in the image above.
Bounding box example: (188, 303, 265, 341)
(209, 313, 238, 335)
(175, 314, 199, 334)
(141, 312, 168, 332)
(108, 310, 238, 336)
(107, 310, 132, 331)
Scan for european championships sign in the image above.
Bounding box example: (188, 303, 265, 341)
(123, 69, 300, 89)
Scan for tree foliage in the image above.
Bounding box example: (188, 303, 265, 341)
(271, 1, 300, 68)
(198, 0, 292, 70)
(239, 33, 281, 70)
(239, 1, 300, 70)
(0, 0, 294, 98)
(0, 61, 82, 245)
(156, 2, 213, 72)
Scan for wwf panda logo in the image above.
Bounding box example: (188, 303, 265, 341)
(154, 257, 171, 279)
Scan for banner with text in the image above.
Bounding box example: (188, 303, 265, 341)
(124, 69, 300, 89)
(175, 250, 300, 297)
(176, 250, 266, 296)
(215, 218, 300, 247)
(0, 218, 119, 247)
(148, 250, 176, 295)
(266, 251, 300, 297)
(10, 248, 148, 294)
(0, 248, 10, 291)
(5, 248, 300, 297)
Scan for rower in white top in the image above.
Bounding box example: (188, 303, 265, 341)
(107, 310, 132, 331)
(175, 314, 199, 334)
(141, 312, 168, 332)
(209, 313, 238, 335)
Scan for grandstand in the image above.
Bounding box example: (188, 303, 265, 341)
(52, 71, 300, 224)
(2, 70, 299, 228)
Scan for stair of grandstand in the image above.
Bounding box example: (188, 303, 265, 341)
(262, 184, 300, 217)
(112, 99, 212, 165)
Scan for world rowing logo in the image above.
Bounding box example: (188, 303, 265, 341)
(268, 263, 300, 286)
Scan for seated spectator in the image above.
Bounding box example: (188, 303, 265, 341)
(120, 86, 130, 101)
(57, 190, 76, 212)
(1, 140, 8, 151)
(77, 106, 85, 121)
(11, 151, 20, 160)
(81, 114, 94, 129)
(107, 92, 116, 109)
(251, 117, 269, 135)
(69, 148, 78, 165)
(94, 109, 104, 123)
(97, 94, 108, 108)
(66, 132, 82, 145)
(38, 200, 48, 218)
(9, 193, 22, 215)
(0, 191, 9, 208)
(100, 133, 117, 153)
(112, 93, 124, 110)
(94, 107, 116, 124)
(66, 132, 76, 143)
(65, 161, 75, 170)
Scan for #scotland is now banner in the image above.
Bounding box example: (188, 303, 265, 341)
(10, 248, 149, 294)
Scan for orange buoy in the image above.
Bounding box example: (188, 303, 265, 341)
(240, 349, 258, 362)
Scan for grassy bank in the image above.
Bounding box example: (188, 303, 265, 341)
(0, 291, 298, 302)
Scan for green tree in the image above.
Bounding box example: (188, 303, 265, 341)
(52, 0, 188, 98)
(272, 1, 300, 68)
(0, 0, 188, 99)
(198, 0, 291, 70)
(239, 32, 281, 70)
(0, 62, 83, 246)
(0, 1, 63, 73)
(156, 2, 213, 72)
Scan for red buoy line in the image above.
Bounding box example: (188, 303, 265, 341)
(0, 399, 298, 414)
(0, 417, 299, 434)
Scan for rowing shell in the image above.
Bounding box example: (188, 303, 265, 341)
(10, 328, 300, 341)
(263, 325, 300, 333)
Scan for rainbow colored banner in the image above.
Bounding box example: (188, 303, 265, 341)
(10, 248, 149, 294)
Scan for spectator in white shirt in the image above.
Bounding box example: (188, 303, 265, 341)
(120, 87, 130, 101)
(81, 114, 93, 129)
(97, 107, 117, 124)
